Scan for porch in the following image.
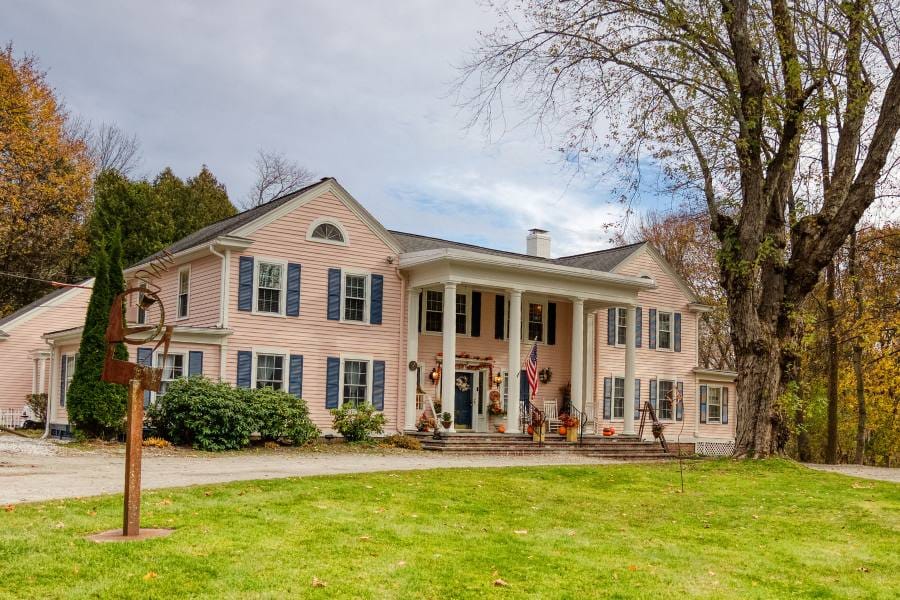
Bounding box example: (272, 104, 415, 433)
(400, 245, 656, 436)
(407, 431, 671, 459)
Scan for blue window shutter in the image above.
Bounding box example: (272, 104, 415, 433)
(676, 381, 684, 421)
(607, 308, 616, 345)
(648, 309, 657, 349)
(635, 306, 642, 348)
(372, 360, 385, 410)
(602, 377, 612, 419)
(370, 274, 383, 325)
(547, 302, 557, 345)
(519, 369, 528, 405)
(649, 379, 658, 413)
(59, 356, 68, 407)
(237, 351, 252, 388)
(494, 294, 505, 339)
(722, 387, 729, 424)
(634, 378, 641, 420)
(137, 347, 153, 405)
(238, 256, 254, 312)
(289, 355, 304, 398)
(699, 384, 708, 424)
(326, 357, 340, 408)
(327, 269, 341, 320)
(674, 312, 682, 352)
(286, 263, 301, 317)
(471, 291, 481, 337)
(188, 351, 203, 377)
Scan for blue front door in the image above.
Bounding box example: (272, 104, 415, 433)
(454, 372, 474, 428)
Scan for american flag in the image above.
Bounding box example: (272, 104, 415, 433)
(525, 343, 539, 398)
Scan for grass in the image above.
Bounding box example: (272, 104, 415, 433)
(1, 460, 897, 599)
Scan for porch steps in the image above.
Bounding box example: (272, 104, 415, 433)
(408, 432, 672, 460)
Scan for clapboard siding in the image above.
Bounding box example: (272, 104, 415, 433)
(225, 191, 403, 431)
(128, 254, 221, 328)
(696, 379, 737, 439)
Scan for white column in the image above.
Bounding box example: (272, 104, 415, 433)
(440, 282, 457, 432)
(506, 290, 522, 433)
(584, 312, 595, 424)
(623, 305, 637, 435)
(405, 288, 419, 430)
(570, 298, 585, 420)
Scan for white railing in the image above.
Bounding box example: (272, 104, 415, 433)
(0, 408, 24, 429)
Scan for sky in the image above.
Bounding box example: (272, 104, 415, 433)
(3, 0, 674, 256)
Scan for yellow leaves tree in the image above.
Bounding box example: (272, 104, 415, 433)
(0, 45, 93, 316)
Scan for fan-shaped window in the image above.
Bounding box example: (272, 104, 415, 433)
(312, 223, 344, 242)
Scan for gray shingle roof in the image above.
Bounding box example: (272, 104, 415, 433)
(554, 241, 647, 272)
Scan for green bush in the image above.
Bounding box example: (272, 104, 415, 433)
(147, 378, 319, 451)
(330, 402, 386, 442)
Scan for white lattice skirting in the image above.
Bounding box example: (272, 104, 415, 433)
(696, 441, 735, 457)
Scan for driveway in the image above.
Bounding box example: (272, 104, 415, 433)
(803, 463, 900, 484)
(1, 433, 613, 504)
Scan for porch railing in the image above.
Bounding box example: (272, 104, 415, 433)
(569, 404, 587, 445)
(0, 408, 25, 429)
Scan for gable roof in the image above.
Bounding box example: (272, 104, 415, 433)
(0, 281, 92, 331)
(555, 241, 648, 272)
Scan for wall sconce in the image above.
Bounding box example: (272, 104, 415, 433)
(430, 367, 441, 384)
(493, 372, 503, 387)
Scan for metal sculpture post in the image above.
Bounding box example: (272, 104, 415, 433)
(100, 287, 172, 538)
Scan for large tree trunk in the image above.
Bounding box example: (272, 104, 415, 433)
(849, 232, 866, 465)
(825, 260, 840, 464)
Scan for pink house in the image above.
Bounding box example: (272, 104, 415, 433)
(0, 178, 736, 453)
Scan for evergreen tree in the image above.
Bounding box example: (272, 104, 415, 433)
(106, 228, 129, 362)
(176, 166, 237, 239)
(66, 242, 127, 438)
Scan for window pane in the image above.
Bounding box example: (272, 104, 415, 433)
(708, 387, 721, 421)
(425, 290, 443, 332)
(256, 354, 284, 390)
(344, 274, 366, 321)
(455, 294, 467, 334)
(659, 380, 674, 419)
(343, 360, 368, 407)
(613, 377, 625, 418)
(617, 308, 627, 345)
(257, 263, 283, 313)
(658, 313, 672, 349)
(313, 223, 344, 242)
(528, 303, 543, 342)
(179, 270, 189, 294)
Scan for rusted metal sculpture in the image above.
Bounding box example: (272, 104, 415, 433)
(101, 287, 173, 538)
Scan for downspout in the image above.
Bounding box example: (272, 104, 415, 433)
(393, 258, 406, 434)
(209, 245, 230, 382)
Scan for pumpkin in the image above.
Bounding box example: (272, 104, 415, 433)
(489, 389, 501, 402)
(527, 425, 534, 435)
(558, 426, 567, 436)
(497, 423, 507, 433)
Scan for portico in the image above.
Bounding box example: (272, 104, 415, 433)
(399, 247, 654, 435)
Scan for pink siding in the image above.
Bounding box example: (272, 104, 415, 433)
(696, 379, 737, 439)
(128, 254, 221, 328)
(224, 191, 403, 431)
(594, 250, 704, 438)
(0, 286, 91, 413)
(414, 293, 573, 429)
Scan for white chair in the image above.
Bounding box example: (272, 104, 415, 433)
(543, 400, 560, 432)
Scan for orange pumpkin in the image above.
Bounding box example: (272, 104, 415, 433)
(497, 423, 507, 433)
(558, 426, 567, 436)
(527, 425, 534, 435)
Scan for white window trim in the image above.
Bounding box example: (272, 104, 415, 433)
(60, 354, 76, 407)
(339, 354, 374, 407)
(656, 310, 674, 351)
(611, 374, 626, 420)
(524, 296, 549, 344)
(656, 376, 678, 421)
(614, 307, 628, 347)
(252, 257, 288, 317)
(454, 288, 472, 337)
(250, 348, 289, 390)
(305, 217, 349, 246)
(339, 269, 371, 325)
(177, 265, 191, 320)
(420, 287, 462, 336)
(151, 351, 187, 402)
(706, 384, 724, 424)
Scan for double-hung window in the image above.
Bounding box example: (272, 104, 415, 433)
(657, 311, 673, 350)
(707, 386, 723, 424)
(616, 307, 627, 345)
(527, 303, 544, 342)
(137, 283, 147, 325)
(424, 290, 443, 333)
(256, 262, 284, 314)
(658, 379, 675, 420)
(343, 273, 368, 322)
(455, 293, 467, 335)
(156, 353, 185, 397)
(342, 359, 369, 407)
(177, 267, 190, 319)
(612, 376, 625, 419)
(255, 353, 285, 390)
(60, 354, 76, 407)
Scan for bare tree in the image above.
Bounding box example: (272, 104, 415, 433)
(247, 149, 315, 207)
(461, 0, 900, 457)
(88, 122, 141, 176)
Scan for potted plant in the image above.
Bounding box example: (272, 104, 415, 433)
(559, 414, 579, 442)
(416, 413, 436, 432)
(441, 412, 453, 430)
(531, 419, 546, 442)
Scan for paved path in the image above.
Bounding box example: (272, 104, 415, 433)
(1, 434, 615, 504)
(803, 463, 900, 483)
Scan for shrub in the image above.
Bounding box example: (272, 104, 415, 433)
(248, 386, 319, 446)
(381, 434, 422, 450)
(25, 393, 47, 424)
(148, 377, 319, 451)
(330, 402, 386, 442)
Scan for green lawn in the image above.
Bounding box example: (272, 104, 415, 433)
(1, 460, 897, 599)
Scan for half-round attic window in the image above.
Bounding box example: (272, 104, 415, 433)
(312, 222, 344, 242)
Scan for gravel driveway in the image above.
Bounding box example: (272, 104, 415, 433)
(803, 463, 900, 483)
(1, 433, 613, 504)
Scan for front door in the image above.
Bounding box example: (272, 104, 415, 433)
(454, 372, 474, 429)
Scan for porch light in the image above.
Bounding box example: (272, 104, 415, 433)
(493, 372, 503, 387)
(430, 367, 440, 384)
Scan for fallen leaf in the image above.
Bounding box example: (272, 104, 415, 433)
(628, 565, 638, 571)
(359, 535, 371, 541)
(708, 571, 716, 576)
(143, 572, 158, 580)
(567, 530, 577, 536)
(4, 505, 14, 513)
(396, 561, 406, 567)
(858, 566, 870, 573)
(311, 576, 327, 588)
(493, 578, 509, 587)
(514, 530, 528, 535)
